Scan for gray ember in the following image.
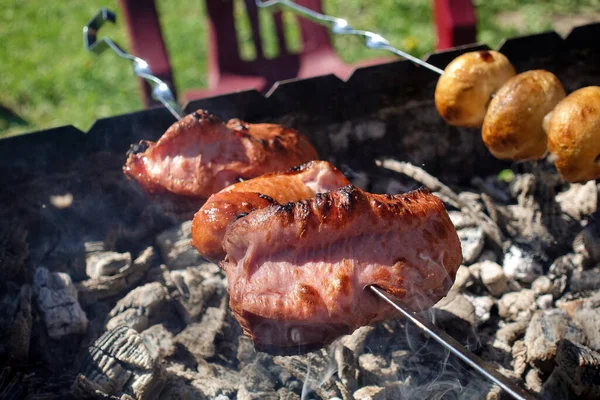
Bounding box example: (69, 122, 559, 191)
(2, 25, 600, 400)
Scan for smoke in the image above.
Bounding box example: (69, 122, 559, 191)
(300, 247, 498, 399)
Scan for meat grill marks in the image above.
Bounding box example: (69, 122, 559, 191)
(222, 185, 462, 354)
(123, 110, 318, 216)
(191, 161, 351, 261)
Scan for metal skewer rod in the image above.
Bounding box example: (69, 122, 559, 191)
(83, 9, 183, 121)
(256, 0, 444, 75)
(369, 286, 536, 400)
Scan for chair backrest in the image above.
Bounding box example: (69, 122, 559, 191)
(205, 0, 334, 76)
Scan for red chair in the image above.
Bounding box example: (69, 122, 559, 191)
(433, 0, 477, 50)
(118, 0, 476, 107)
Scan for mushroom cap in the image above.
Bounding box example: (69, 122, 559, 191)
(546, 86, 600, 182)
(482, 70, 565, 161)
(435, 50, 516, 128)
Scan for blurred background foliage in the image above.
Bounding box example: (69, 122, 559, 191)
(0, 0, 599, 137)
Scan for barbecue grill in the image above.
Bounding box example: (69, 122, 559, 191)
(1, 19, 600, 400)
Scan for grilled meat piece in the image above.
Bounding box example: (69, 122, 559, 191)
(191, 161, 351, 261)
(222, 185, 462, 354)
(123, 110, 318, 215)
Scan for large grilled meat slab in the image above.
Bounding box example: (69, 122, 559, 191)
(222, 185, 462, 354)
(123, 110, 318, 216)
(191, 161, 350, 261)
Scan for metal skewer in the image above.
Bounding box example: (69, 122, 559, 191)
(83, 9, 183, 121)
(369, 286, 536, 400)
(256, 0, 444, 75)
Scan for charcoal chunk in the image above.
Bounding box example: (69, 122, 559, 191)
(524, 309, 587, 374)
(34, 266, 88, 339)
(72, 325, 166, 399)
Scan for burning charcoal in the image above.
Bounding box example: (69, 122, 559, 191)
(536, 294, 554, 310)
(496, 320, 528, 346)
(106, 282, 173, 332)
(548, 254, 579, 298)
(157, 376, 205, 400)
(334, 345, 358, 394)
(84, 241, 104, 254)
(174, 302, 227, 361)
(434, 290, 477, 327)
(141, 324, 176, 359)
(570, 268, 600, 293)
(555, 181, 597, 220)
(276, 387, 300, 400)
(34, 266, 88, 339)
(0, 284, 32, 361)
(559, 292, 600, 351)
(525, 368, 543, 393)
(479, 260, 509, 296)
(457, 226, 485, 265)
(353, 384, 404, 400)
(237, 385, 278, 400)
(189, 364, 241, 398)
(169, 265, 225, 323)
(524, 309, 587, 374)
(532, 276, 553, 295)
(498, 289, 536, 322)
(448, 211, 475, 229)
(239, 361, 276, 394)
(274, 350, 342, 399)
(339, 325, 374, 355)
(451, 265, 473, 292)
(156, 221, 203, 270)
(237, 335, 268, 368)
(552, 339, 600, 399)
(85, 251, 132, 279)
(467, 295, 495, 325)
(0, 221, 28, 281)
(72, 325, 166, 399)
(512, 339, 528, 376)
(78, 246, 157, 302)
(358, 353, 399, 386)
(502, 245, 542, 283)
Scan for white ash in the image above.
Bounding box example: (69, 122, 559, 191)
(479, 260, 509, 296)
(174, 302, 227, 361)
(448, 211, 476, 230)
(532, 276, 553, 295)
(156, 221, 204, 270)
(72, 325, 165, 400)
(141, 324, 175, 359)
(434, 290, 477, 327)
(34, 266, 88, 339)
(86, 251, 132, 279)
(168, 264, 226, 323)
(466, 294, 495, 325)
(457, 226, 485, 265)
(77, 246, 157, 303)
(555, 181, 597, 220)
(498, 289, 537, 322)
(536, 294, 554, 310)
(450, 265, 473, 292)
(502, 245, 543, 283)
(524, 309, 587, 374)
(106, 282, 172, 332)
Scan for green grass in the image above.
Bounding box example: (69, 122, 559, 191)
(1, 0, 599, 137)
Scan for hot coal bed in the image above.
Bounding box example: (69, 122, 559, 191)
(2, 24, 600, 400)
